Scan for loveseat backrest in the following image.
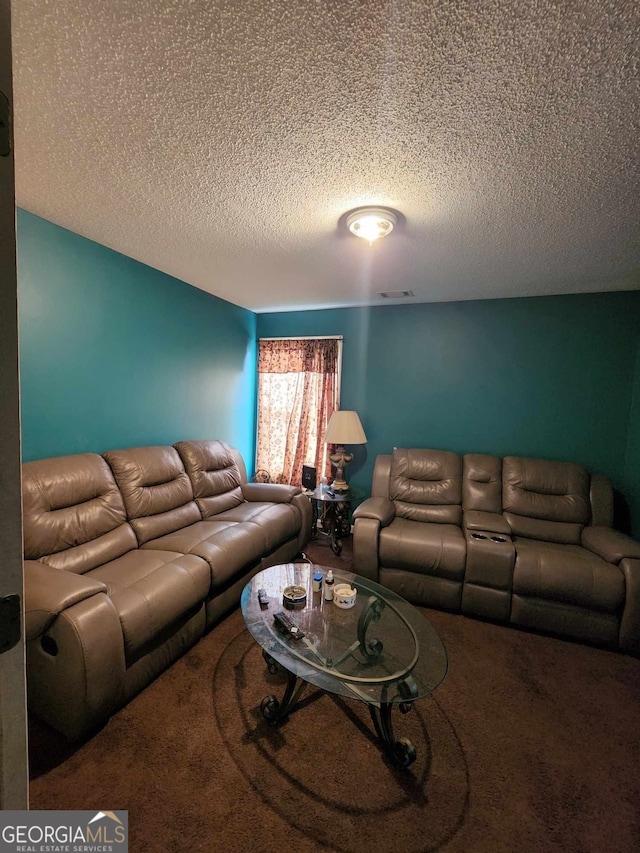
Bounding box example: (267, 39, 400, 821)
(174, 440, 245, 518)
(103, 446, 201, 545)
(589, 474, 614, 527)
(371, 454, 392, 498)
(389, 448, 462, 525)
(22, 453, 137, 572)
(462, 454, 502, 512)
(502, 456, 589, 544)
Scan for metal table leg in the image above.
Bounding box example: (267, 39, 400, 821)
(368, 701, 417, 768)
(260, 650, 308, 724)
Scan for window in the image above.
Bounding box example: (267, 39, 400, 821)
(256, 337, 341, 486)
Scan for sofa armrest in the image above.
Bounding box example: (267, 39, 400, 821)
(352, 498, 395, 582)
(581, 526, 640, 565)
(291, 492, 313, 551)
(352, 497, 395, 527)
(241, 482, 300, 503)
(24, 560, 108, 641)
(27, 592, 126, 740)
(463, 510, 511, 536)
(619, 558, 640, 654)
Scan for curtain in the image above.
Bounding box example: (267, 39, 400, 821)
(256, 339, 339, 486)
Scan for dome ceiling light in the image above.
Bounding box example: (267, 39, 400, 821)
(345, 206, 398, 244)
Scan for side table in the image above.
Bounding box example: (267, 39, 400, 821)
(306, 485, 360, 555)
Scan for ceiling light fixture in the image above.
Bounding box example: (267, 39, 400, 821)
(345, 207, 398, 244)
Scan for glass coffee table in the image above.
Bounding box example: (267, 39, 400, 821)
(240, 563, 448, 768)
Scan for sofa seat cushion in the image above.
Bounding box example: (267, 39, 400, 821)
(512, 538, 624, 613)
(379, 519, 466, 580)
(88, 550, 210, 663)
(212, 502, 300, 552)
(140, 521, 267, 591)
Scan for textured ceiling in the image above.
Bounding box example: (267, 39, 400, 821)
(12, 0, 640, 313)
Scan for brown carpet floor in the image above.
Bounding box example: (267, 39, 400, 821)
(29, 537, 640, 852)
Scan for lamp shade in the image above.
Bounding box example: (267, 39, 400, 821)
(324, 411, 367, 445)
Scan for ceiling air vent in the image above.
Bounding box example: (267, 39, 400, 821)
(378, 290, 414, 299)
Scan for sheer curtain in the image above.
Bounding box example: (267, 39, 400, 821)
(256, 338, 340, 486)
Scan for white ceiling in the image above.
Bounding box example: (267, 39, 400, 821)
(12, 0, 640, 313)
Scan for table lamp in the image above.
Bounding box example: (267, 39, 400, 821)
(324, 410, 367, 492)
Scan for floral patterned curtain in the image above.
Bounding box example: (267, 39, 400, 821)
(256, 339, 340, 486)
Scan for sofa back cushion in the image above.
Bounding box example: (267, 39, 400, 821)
(174, 440, 245, 518)
(463, 454, 502, 512)
(502, 456, 589, 544)
(103, 446, 201, 545)
(23, 453, 137, 572)
(389, 448, 462, 525)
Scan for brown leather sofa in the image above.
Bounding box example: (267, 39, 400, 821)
(353, 448, 640, 654)
(23, 439, 312, 740)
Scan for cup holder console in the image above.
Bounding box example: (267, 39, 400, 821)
(464, 526, 515, 610)
(470, 532, 511, 543)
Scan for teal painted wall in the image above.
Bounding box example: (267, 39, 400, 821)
(17, 209, 640, 534)
(258, 292, 640, 528)
(18, 210, 257, 467)
(624, 338, 640, 537)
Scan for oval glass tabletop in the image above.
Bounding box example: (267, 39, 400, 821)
(241, 563, 448, 706)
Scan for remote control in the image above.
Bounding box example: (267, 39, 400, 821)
(257, 588, 269, 607)
(273, 611, 305, 640)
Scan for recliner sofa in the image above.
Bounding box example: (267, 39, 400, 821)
(24, 439, 312, 740)
(353, 448, 640, 654)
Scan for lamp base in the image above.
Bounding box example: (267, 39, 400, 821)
(329, 447, 353, 492)
(331, 476, 350, 492)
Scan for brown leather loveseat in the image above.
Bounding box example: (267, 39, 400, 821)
(23, 439, 312, 740)
(353, 448, 640, 654)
